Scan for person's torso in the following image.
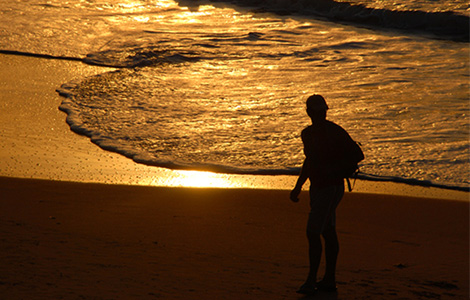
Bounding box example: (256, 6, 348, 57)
(302, 120, 349, 187)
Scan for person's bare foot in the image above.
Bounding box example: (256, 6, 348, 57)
(296, 281, 317, 295)
(316, 279, 337, 292)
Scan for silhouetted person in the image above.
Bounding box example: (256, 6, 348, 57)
(290, 94, 363, 295)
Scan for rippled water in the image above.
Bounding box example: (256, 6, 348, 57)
(335, 0, 469, 15)
(1, 0, 469, 190)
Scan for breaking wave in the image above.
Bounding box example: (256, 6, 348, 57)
(203, 0, 469, 41)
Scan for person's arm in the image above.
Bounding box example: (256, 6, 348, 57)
(290, 157, 310, 202)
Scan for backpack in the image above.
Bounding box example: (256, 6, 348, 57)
(304, 122, 364, 191)
(341, 140, 364, 192)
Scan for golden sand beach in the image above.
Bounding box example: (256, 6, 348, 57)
(0, 177, 468, 299)
(0, 54, 468, 299)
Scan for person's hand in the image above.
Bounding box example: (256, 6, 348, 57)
(290, 187, 301, 203)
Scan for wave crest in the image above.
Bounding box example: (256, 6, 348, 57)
(206, 0, 469, 41)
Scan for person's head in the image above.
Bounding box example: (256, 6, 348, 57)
(306, 94, 328, 122)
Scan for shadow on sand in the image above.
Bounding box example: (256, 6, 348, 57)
(298, 290, 339, 300)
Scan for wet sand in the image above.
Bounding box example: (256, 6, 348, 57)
(0, 53, 468, 199)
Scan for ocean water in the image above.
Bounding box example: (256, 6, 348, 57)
(1, 0, 468, 191)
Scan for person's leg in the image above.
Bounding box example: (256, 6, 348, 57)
(298, 185, 343, 294)
(302, 186, 326, 288)
(318, 185, 344, 291)
(297, 216, 322, 294)
(306, 217, 322, 284)
(321, 224, 339, 286)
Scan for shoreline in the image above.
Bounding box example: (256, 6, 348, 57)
(0, 53, 468, 299)
(0, 53, 468, 201)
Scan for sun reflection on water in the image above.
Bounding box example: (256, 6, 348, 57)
(157, 170, 235, 188)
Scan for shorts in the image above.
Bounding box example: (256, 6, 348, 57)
(307, 184, 344, 235)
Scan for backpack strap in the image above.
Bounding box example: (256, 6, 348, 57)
(346, 169, 360, 192)
(346, 178, 352, 192)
